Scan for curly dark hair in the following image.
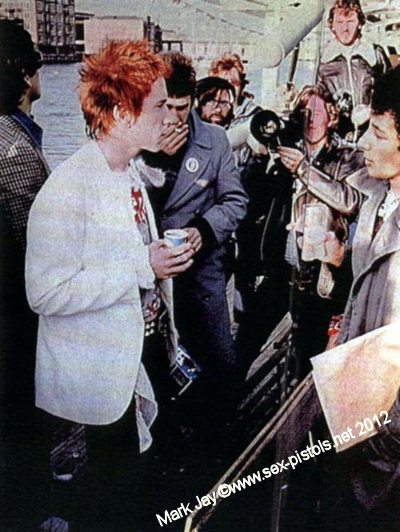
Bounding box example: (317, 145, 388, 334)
(371, 66, 400, 137)
(0, 20, 42, 114)
(159, 51, 197, 100)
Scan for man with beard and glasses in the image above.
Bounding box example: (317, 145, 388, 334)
(195, 76, 235, 129)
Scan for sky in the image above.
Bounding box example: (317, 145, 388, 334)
(75, 0, 277, 42)
(75, 0, 400, 43)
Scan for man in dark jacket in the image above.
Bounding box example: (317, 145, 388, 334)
(278, 85, 364, 378)
(0, 20, 49, 530)
(141, 52, 247, 447)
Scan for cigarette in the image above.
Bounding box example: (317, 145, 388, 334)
(174, 127, 182, 133)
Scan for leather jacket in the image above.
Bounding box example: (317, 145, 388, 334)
(317, 38, 391, 108)
(289, 136, 365, 299)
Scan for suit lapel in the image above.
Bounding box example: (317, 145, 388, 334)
(34, 141, 51, 174)
(142, 185, 159, 241)
(366, 205, 400, 267)
(164, 145, 211, 210)
(353, 186, 400, 282)
(163, 111, 212, 211)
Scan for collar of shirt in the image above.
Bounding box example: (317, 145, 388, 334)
(12, 109, 43, 150)
(303, 139, 332, 166)
(378, 187, 400, 222)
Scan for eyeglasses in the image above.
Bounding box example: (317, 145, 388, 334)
(204, 99, 232, 111)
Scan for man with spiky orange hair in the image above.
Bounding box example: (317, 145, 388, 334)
(25, 40, 194, 530)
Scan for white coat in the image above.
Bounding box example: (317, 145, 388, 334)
(25, 141, 177, 452)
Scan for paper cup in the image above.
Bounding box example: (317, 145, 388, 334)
(164, 229, 189, 247)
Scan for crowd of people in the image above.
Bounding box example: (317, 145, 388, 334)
(2, 0, 400, 530)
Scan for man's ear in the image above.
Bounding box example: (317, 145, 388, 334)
(23, 74, 33, 92)
(112, 105, 135, 127)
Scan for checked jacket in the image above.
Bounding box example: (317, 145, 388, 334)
(0, 114, 49, 252)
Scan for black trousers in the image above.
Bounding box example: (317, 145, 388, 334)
(34, 397, 144, 532)
(33, 333, 178, 532)
(292, 288, 336, 380)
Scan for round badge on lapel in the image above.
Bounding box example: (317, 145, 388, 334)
(185, 157, 199, 173)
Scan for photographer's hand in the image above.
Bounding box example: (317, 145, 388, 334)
(322, 231, 345, 267)
(277, 146, 305, 174)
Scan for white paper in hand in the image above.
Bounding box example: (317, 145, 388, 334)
(311, 321, 400, 452)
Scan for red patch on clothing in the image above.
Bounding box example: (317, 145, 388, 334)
(131, 187, 147, 224)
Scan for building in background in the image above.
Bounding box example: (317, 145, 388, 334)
(144, 15, 162, 53)
(75, 10, 93, 58)
(0, 0, 38, 39)
(161, 29, 183, 52)
(84, 15, 162, 55)
(0, 0, 76, 61)
(38, 0, 76, 61)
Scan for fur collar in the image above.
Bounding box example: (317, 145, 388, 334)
(321, 36, 377, 66)
(131, 155, 166, 188)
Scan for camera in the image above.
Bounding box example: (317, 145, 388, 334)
(250, 108, 307, 151)
(169, 344, 201, 398)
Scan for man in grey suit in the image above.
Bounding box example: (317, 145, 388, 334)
(315, 65, 400, 532)
(141, 52, 248, 449)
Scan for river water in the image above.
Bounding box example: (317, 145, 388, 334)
(34, 64, 87, 170)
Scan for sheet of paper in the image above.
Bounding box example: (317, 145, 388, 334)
(311, 321, 400, 452)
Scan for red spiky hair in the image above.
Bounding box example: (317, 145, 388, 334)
(79, 39, 170, 138)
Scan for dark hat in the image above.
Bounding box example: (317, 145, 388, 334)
(0, 19, 41, 76)
(196, 76, 235, 100)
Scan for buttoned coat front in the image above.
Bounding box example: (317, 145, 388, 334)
(146, 110, 247, 377)
(338, 170, 400, 343)
(26, 141, 177, 451)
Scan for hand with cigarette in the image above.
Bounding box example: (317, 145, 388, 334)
(159, 121, 189, 156)
(149, 240, 194, 279)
